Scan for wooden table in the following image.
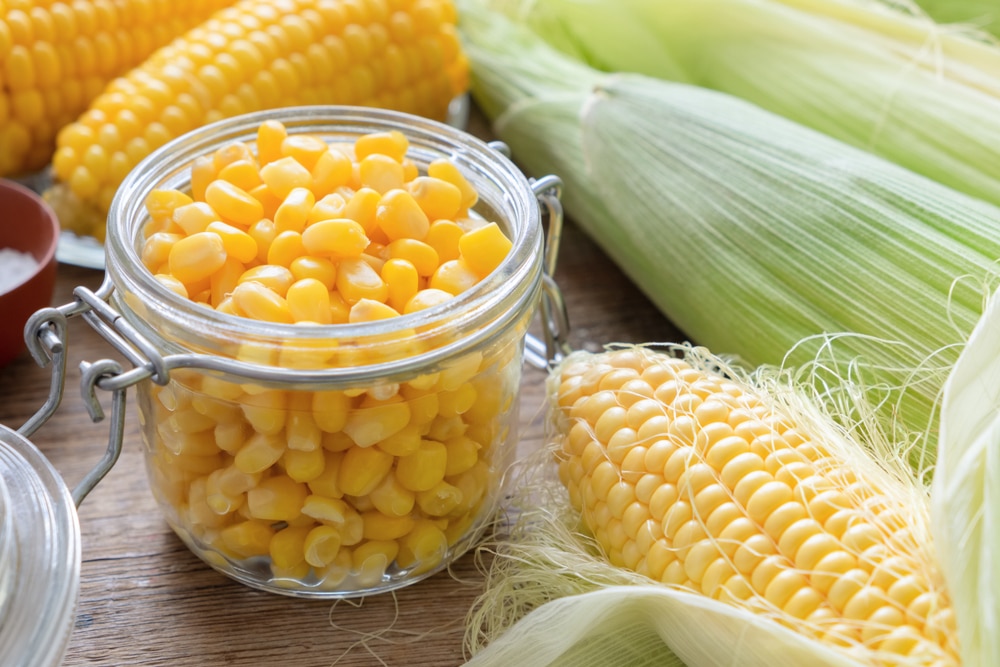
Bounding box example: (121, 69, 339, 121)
(0, 160, 682, 667)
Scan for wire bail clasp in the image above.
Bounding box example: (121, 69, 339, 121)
(18, 283, 158, 507)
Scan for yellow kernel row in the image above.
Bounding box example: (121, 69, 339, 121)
(141, 121, 512, 337)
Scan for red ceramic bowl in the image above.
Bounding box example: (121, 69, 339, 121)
(0, 179, 60, 367)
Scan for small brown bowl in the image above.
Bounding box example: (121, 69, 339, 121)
(0, 179, 60, 367)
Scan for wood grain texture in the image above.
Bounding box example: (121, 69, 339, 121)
(0, 115, 683, 667)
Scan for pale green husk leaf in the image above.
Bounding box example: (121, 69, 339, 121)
(477, 0, 1000, 210)
(465, 586, 861, 667)
(931, 288, 1000, 666)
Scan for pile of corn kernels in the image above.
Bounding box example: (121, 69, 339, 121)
(139, 119, 521, 591)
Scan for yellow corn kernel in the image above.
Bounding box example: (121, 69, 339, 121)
(238, 264, 295, 296)
(362, 511, 416, 541)
(213, 142, 255, 172)
(396, 439, 447, 492)
(339, 445, 395, 497)
(284, 441, 325, 485)
(416, 480, 464, 517)
(234, 431, 285, 474)
(361, 249, 387, 274)
(380, 258, 420, 313)
(444, 435, 481, 477)
(210, 465, 262, 501)
(301, 218, 369, 259)
(308, 391, 349, 435)
(352, 540, 401, 586)
(370, 474, 417, 517)
(311, 148, 353, 196)
(205, 221, 257, 264)
(337, 257, 389, 304)
(281, 134, 328, 170)
(372, 423, 419, 458)
(426, 414, 467, 443)
(407, 175, 462, 221)
(247, 217, 278, 263)
(274, 187, 315, 234)
(439, 352, 483, 391)
(247, 475, 308, 522)
(429, 257, 479, 295)
(428, 158, 477, 210)
(306, 451, 345, 498)
(348, 298, 401, 323)
(283, 278, 333, 324)
(342, 187, 381, 233)
(403, 391, 439, 428)
(267, 230, 307, 267)
(260, 155, 313, 200)
(302, 494, 352, 525)
(289, 256, 337, 290)
(355, 130, 409, 162)
(155, 274, 188, 298)
(343, 396, 412, 448)
(304, 524, 343, 568)
(218, 158, 262, 192)
(257, 119, 287, 166)
(551, 348, 958, 664)
(449, 459, 490, 516)
(376, 188, 430, 241)
(270, 525, 311, 570)
(204, 179, 264, 227)
(425, 219, 464, 263)
(231, 281, 294, 324)
(404, 288, 453, 314)
(143, 232, 182, 270)
(308, 192, 347, 225)
(220, 519, 276, 559)
(459, 222, 512, 277)
(438, 384, 477, 418)
(387, 238, 440, 277)
(168, 231, 227, 285)
(146, 189, 194, 227)
(207, 257, 242, 307)
(397, 519, 448, 571)
(359, 152, 405, 193)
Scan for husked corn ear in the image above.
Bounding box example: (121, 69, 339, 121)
(46, 0, 469, 240)
(0, 0, 239, 176)
(552, 347, 958, 667)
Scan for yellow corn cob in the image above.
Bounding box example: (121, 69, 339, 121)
(45, 0, 469, 241)
(0, 0, 239, 176)
(552, 347, 958, 667)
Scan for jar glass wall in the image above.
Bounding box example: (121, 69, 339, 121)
(103, 106, 545, 597)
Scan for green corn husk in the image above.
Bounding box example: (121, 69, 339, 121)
(476, 0, 1000, 211)
(458, 0, 1000, 469)
(911, 0, 1000, 38)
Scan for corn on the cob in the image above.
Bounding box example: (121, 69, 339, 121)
(552, 346, 957, 666)
(0, 0, 240, 176)
(46, 0, 469, 241)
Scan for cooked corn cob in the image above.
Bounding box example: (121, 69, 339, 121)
(0, 0, 239, 176)
(552, 346, 957, 666)
(46, 0, 469, 241)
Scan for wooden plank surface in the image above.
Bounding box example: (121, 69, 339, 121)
(0, 125, 684, 667)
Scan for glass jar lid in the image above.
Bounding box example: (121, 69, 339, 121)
(0, 424, 80, 667)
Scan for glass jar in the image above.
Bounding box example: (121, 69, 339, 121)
(0, 425, 81, 667)
(101, 106, 558, 597)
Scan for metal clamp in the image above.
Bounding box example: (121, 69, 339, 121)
(19, 293, 138, 507)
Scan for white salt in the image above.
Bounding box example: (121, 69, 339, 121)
(0, 248, 40, 294)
